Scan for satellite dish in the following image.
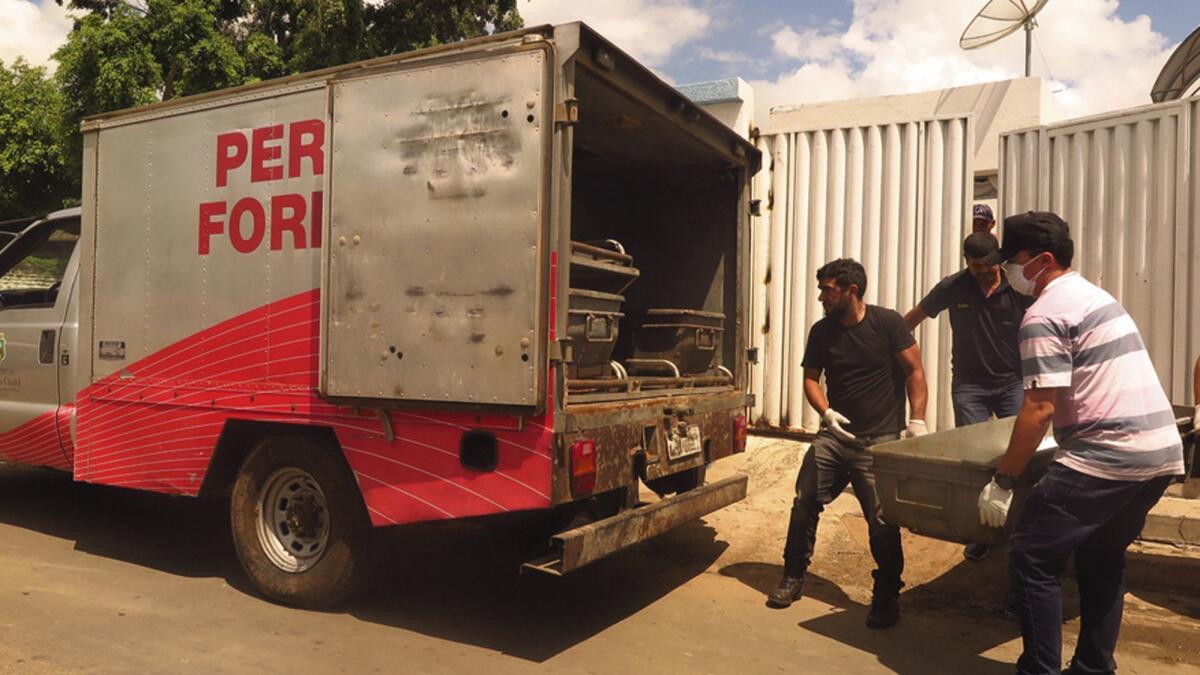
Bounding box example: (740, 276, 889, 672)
(960, 0, 1051, 77)
(1151, 24, 1200, 103)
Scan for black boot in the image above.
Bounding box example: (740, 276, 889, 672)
(866, 593, 900, 629)
(866, 571, 902, 629)
(767, 574, 804, 608)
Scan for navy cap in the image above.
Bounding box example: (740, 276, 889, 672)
(984, 211, 1070, 264)
(973, 204, 994, 222)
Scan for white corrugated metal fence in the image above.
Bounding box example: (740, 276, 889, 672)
(750, 115, 974, 432)
(999, 97, 1199, 405)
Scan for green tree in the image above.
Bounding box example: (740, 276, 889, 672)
(145, 0, 245, 99)
(366, 0, 522, 56)
(0, 59, 72, 218)
(289, 0, 368, 73)
(239, 30, 288, 83)
(52, 4, 160, 185)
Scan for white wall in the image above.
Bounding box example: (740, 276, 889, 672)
(770, 77, 1064, 176)
(678, 78, 755, 139)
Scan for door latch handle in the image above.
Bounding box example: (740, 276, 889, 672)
(38, 330, 56, 365)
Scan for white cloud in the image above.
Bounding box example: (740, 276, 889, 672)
(697, 46, 749, 64)
(0, 0, 74, 70)
(520, 0, 711, 66)
(771, 26, 845, 62)
(752, 0, 1174, 121)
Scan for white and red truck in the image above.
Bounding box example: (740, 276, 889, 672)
(0, 23, 759, 607)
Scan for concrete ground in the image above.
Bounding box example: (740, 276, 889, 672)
(0, 437, 1198, 674)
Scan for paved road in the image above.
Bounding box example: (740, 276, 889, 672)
(0, 458, 1197, 674)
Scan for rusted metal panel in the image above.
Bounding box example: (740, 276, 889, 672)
(522, 473, 748, 575)
(323, 48, 551, 406)
(553, 394, 743, 504)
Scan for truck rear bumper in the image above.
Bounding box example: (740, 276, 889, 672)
(521, 473, 747, 576)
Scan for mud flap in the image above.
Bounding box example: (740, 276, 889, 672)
(521, 474, 748, 576)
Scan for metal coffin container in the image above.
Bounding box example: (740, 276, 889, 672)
(569, 240, 640, 295)
(566, 289, 624, 379)
(629, 309, 725, 375)
(869, 417, 1057, 546)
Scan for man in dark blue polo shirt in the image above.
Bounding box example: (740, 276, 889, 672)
(905, 232, 1031, 560)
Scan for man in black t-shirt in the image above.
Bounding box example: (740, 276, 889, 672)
(767, 259, 929, 631)
(904, 232, 1030, 561)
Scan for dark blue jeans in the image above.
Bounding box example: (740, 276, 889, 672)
(783, 431, 903, 596)
(1009, 463, 1172, 675)
(951, 378, 1024, 427)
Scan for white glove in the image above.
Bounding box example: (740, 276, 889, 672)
(902, 419, 928, 439)
(1193, 404, 1199, 433)
(978, 479, 1014, 528)
(822, 408, 856, 441)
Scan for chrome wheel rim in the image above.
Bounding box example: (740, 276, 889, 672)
(256, 468, 330, 573)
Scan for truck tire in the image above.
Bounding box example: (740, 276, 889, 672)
(230, 434, 376, 609)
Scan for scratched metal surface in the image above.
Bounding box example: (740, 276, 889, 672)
(324, 49, 550, 405)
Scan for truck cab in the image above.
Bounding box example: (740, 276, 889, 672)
(0, 208, 80, 470)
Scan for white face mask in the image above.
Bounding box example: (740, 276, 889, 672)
(1004, 255, 1046, 296)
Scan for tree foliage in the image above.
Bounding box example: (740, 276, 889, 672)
(0, 59, 72, 218)
(2, 0, 524, 218)
(366, 0, 521, 55)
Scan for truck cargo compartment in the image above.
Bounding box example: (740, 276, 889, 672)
(565, 66, 743, 402)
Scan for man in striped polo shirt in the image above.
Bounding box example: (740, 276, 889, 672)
(976, 211, 1184, 675)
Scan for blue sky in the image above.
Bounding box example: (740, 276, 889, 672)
(520, 0, 1200, 118)
(657, 0, 1198, 84)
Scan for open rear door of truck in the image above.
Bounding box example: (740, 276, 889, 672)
(321, 41, 554, 409)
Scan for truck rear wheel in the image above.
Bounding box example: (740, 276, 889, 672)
(230, 434, 376, 609)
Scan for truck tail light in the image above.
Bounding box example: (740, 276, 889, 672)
(733, 415, 748, 453)
(570, 439, 597, 495)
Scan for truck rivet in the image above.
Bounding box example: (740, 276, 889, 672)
(495, 346, 504, 356)
(520, 337, 530, 348)
(338, 236, 347, 246)
(352, 235, 361, 245)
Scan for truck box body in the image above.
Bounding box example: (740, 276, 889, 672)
(0, 24, 758, 578)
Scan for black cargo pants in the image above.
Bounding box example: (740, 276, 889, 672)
(782, 430, 904, 596)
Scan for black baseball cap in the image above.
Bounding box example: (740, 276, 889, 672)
(983, 211, 1070, 264)
(962, 232, 999, 260)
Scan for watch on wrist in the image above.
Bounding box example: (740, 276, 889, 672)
(993, 471, 1017, 491)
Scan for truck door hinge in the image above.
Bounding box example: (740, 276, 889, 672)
(555, 98, 580, 128)
(549, 338, 573, 363)
(750, 199, 762, 216)
(746, 347, 759, 364)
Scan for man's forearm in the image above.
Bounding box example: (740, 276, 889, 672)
(998, 396, 1055, 477)
(906, 370, 928, 420)
(804, 379, 828, 414)
(902, 307, 925, 332)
